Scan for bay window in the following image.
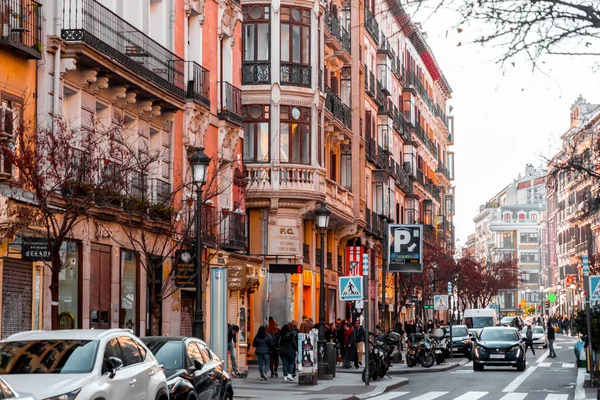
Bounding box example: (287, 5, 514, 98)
(243, 105, 270, 162)
(280, 106, 311, 164)
(280, 6, 311, 86)
(242, 5, 270, 85)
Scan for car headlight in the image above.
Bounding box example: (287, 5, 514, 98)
(43, 390, 81, 400)
(167, 377, 184, 392)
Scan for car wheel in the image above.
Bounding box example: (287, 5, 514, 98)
(516, 359, 526, 371)
(187, 392, 198, 400)
(226, 387, 233, 400)
(473, 363, 484, 371)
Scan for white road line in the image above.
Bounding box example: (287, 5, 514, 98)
(409, 392, 449, 400)
(536, 350, 550, 363)
(543, 395, 568, 400)
(562, 363, 575, 368)
(450, 370, 474, 374)
(569, 346, 574, 349)
(368, 393, 408, 400)
(502, 366, 538, 392)
(499, 394, 528, 400)
(453, 392, 488, 400)
(554, 346, 563, 349)
(575, 366, 586, 400)
(538, 362, 552, 367)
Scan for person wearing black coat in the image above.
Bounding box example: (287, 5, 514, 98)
(252, 326, 274, 380)
(279, 323, 298, 382)
(547, 319, 557, 358)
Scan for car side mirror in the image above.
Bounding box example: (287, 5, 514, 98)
(108, 357, 123, 379)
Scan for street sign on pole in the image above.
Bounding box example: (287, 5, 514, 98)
(434, 295, 449, 310)
(362, 253, 369, 276)
(447, 282, 452, 295)
(589, 275, 600, 307)
(583, 254, 590, 276)
(362, 254, 370, 386)
(346, 246, 364, 276)
(388, 224, 423, 273)
(339, 276, 363, 301)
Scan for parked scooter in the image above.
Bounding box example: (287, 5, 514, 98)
(432, 328, 447, 365)
(361, 331, 402, 381)
(406, 334, 435, 368)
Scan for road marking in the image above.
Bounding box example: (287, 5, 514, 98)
(536, 350, 549, 363)
(538, 362, 551, 367)
(543, 395, 568, 400)
(502, 366, 538, 392)
(450, 370, 474, 374)
(499, 394, 528, 400)
(554, 346, 563, 349)
(369, 393, 408, 399)
(562, 363, 575, 368)
(569, 346, 574, 349)
(575, 367, 586, 400)
(409, 392, 449, 400)
(453, 392, 488, 400)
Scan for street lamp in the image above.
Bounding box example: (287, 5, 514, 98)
(189, 147, 211, 340)
(540, 283, 545, 317)
(315, 203, 331, 379)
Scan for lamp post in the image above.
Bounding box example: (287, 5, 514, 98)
(315, 203, 331, 379)
(540, 283, 545, 317)
(557, 283, 562, 315)
(189, 148, 211, 340)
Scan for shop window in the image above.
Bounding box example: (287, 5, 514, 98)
(58, 241, 80, 329)
(120, 250, 138, 332)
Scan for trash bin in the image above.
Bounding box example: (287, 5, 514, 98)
(326, 342, 337, 378)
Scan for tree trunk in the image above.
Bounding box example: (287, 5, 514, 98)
(50, 252, 62, 330)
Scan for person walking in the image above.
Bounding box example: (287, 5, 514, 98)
(547, 319, 557, 358)
(252, 326, 273, 381)
(355, 319, 365, 366)
(525, 324, 536, 356)
(342, 321, 359, 369)
(279, 322, 298, 382)
(227, 324, 240, 376)
(266, 317, 280, 378)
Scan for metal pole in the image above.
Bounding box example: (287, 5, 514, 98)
(381, 218, 388, 332)
(363, 253, 370, 386)
(318, 228, 329, 378)
(583, 254, 593, 383)
(193, 185, 204, 340)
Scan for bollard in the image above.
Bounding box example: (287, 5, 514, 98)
(326, 342, 337, 378)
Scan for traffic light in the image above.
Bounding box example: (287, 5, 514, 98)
(545, 300, 550, 308)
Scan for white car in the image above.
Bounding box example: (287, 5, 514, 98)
(0, 377, 35, 399)
(521, 326, 548, 348)
(0, 329, 169, 400)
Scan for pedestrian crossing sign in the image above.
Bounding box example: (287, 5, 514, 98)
(434, 295, 449, 310)
(590, 275, 600, 307)
(339, 276, 363, 301)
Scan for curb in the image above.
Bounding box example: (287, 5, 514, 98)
(389, 358, 470, 375)
(342, 378, 410, 400)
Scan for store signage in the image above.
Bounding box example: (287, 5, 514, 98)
(268, 226, 300, 255)
(227, 265, 247, 291)
(388, 224, 423, 273)
(174, 250, 196, 288)
(21, 237, 53, 261)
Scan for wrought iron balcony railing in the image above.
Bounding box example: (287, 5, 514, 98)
(221, 212, 247, 251)
(149, 178, 171, 205)
(0, 0, 42, 59)
(242, 61, 270, 85)
(378, 32, 391, 56)
(303, 243, 310, 263)
(280, 63, 311, 87)
(186, 61, 210, 107)
(324, 7, 351, 54)
(324, 86, 352, 130)
(62, 0, 185, 98)
(377, 64, 392, 95)
(364, 5, 379, 44)
(218, 81, 242, 124)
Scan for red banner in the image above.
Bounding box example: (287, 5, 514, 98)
(345, 246, 363, 276)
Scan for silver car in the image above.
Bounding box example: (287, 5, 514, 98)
(0, 329, 169, 400)
(521, 326, 548, 348)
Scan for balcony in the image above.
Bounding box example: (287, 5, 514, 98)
(186, 61, 210, 108)
(364, 5, 379, 44)
(377, 64, 392, 95)
(149, 178, 171, 205)
(325, 178, 354, 219)
(337, 255, 343, 273)
(187, 205, 218, 248)
(242, 62, 270, 85)
(221, 213, 247, 251)
(62, 0, 185, 99)
(218, 81, 242, 125)
(327, 252, 333, 269)
(316, 248, 322, 267)
(377, 32, 392, 57)
(436, 164, 452, 181)
(324, 86, 352, 130)
(280, 63, 311, 87)
(324, 7, 351, 55)
(245, 164, 325, 195)
(303, 243, 310, 263)
(0, 0, 42, 59)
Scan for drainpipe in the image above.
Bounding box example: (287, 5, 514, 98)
(52, 0, 62, 132)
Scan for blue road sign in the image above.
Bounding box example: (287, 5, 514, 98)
(447, 282, 452, 295)
(362, 254, 369, 276)
(583, 254, 590, 276)
(339, 276, 363, 301)
(590, 275, 600, 307)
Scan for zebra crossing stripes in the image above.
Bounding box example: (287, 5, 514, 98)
(453, 391, 488, 400)
(369, 392, 572, 400)
(408, 392, 449, 400)
(499, 394, 528, 400)
(366, 393, 408, 400)
(562, 363, 575, 368)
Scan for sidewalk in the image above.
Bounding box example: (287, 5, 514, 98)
(335, 357, 469, 375)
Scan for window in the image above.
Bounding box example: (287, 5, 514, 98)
(340, 144, 352, 190)
(520, 232, 539, 243)
(59, 241, 80, 329)
(120, 250, 137, 332)
(186, 341, 203, 365)
(280, 106, 311, 164)
(118, 336, 143, 366)
(104, 338, 125, 370)
(280, 6, 310, 65)
(0, 96, 21, 177)
(243, 6, 270, 61)
(243, 105, 270, 162)
(520, 252, 539, 263)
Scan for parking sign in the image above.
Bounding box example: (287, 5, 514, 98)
(388, 224, 423, 273)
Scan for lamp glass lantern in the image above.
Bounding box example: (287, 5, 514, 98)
(189, 148, 211, 184)
(316, 203, 331, 229)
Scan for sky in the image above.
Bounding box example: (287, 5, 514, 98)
(412, 7, 600, 246)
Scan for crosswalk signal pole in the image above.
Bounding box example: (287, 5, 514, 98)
(363, 253, 370, 386)
(583, 254, 593, 379)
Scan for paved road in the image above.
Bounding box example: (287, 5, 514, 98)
(371, 334, 581, 400)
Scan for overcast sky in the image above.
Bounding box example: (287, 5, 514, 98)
(414, 8, 600, 246)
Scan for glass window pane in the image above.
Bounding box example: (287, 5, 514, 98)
(280, 123, 289, 162)
(291, 123, 300, 163)
(243, 123, 255, 161)
(120, 251, 137, 331)
(257, 122, 269, 162)
(281, 24, 290, 62)
(257, 23, 269, 61)
(118, 336, 143, 366)
(292, 25, 301, 63)
(302, 27, 310, 64)
(244, 24, 255, 61)
(59, 241, 79, 329)
(301, 124, 310, 164)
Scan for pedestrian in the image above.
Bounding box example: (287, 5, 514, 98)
(227, 324, 240, 376)
(355, 319, 365, 366)
(279, 322, 298, 382)
(525, 324, 536, 356)
(300, 316, 314, 333)
(290, 319, 300, 377)
(342, 321, 359, 369)
(266, 317, 280, 378)
(335, 319, 345, 364)
(547, 319, 557, 358)
(252, 326, 273, 381)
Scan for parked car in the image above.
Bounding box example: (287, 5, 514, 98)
(500, 316, 523, 328)
(472, 327, 527, 371)
(0, 377, 35, 400)
(0, 329, 169, 400)
(442, 325, 473, 359)
(521, 326, 548, 348)
(143, 336, 234, 400)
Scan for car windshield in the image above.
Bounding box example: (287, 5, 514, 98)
(0, 340, 99, 374)
(445, 326, 469, 336)
(465, 317, 495, 329)
(501, 317, 514, 324)
(480, 329, 518, 341)
(143, 340, 184, 371)
(522, 327, 545, 334)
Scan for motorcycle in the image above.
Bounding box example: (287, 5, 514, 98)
(432, 328, 448, 365)
(406, 334, 435, 368)
(361, 331, 401, 382)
